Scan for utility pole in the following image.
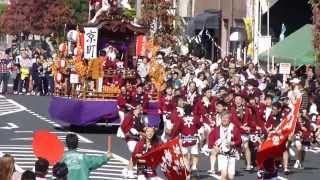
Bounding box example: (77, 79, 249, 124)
(253, 0, 260, 64)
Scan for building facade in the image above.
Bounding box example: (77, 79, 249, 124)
(177, 0, 248, 58)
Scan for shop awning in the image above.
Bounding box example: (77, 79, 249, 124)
(259, 24, 316, 66)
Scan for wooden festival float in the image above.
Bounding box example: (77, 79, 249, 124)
(48, 5, 162, 127)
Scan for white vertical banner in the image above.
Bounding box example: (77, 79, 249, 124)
(260, 0, 279, 14)
(84, 27, 99, 59)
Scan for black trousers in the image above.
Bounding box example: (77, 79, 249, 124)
(0, 72, 10, 93)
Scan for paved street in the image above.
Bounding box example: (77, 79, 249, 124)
(1, 94, 320, 180)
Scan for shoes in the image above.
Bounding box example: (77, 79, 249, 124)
(208, 169, 215, 176)
(191, 169, 199, 177)
(201, 144, 210, 156)
(13, 91, 18, 95)
(122, 168, 136, 179)
(284, 169, 290, 175)
(294, 160, 304, 169)
(122, 168, 128, 178)
(245, 166, 253, 172)
(127, 170, 136, 179)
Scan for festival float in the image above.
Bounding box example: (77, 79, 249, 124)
(48, 0, 165, 127)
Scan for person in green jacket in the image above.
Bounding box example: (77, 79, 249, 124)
(61, 133, 112, 180)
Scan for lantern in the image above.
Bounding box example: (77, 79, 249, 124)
(67, 30, 78, 42)
(58, 43, 67, 53)
(57, 59, 66, 69)
(55, 72, 63, 82)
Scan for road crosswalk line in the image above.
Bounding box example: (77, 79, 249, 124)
(0, 96, 26, 116)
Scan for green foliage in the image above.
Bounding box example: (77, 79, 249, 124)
(64, 0, 89, 25)
(0, 4, 7, 15)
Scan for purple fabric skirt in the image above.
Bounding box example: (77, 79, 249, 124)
(49, 97, 160, 126)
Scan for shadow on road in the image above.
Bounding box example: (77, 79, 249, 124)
(54, 125, 119, 134)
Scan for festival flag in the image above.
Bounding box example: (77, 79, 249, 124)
(141, 138, 189, 180)
(256, 96, 302, 168)
(32, 130, 64, 165)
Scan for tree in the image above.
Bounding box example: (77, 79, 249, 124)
(140, 0, 177, 47)
(0, 4, 7, 15)
(64, 0, 89, 25)
(42, 0, 73, 36)
(0, 0, 72, 36)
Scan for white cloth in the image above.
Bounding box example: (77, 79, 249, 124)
(127, 141, 138, 152)
(265, 107, 272, 121)
(181, 143, 199, 155)
(218, 154, 236, 176)
(218, 124, 234, 153)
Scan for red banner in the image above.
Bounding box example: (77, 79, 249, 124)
(136, 35, 146, 56)
(256, 97, 302, 168)
(141, 138, 189, 180)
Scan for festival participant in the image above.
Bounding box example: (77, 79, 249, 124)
(132, 127, 161, 180)
(170, 104, 201, 174)
(193, 72, 208, 94)
(121, 105, 147, 178)
(208, 111, 241, 180)
(185, 81, 199, 106)
(131, 85, 149, 114)
(257, 156, 278, 180)
(161, 96, 185, 142)
(286, 110, 310, 170)
(247, 95, 267, 133)
(241, 79, 262, 98)
(117, 86, 135, 123)
(258, 95, 275, 132)
(194, 87, 218, 149)
(230, 94, 257, 171)
(61, 134, 112, 180)
(158, 86, 175, 139)
(208, 100, 228, 175)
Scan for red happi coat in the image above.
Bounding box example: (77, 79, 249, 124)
(247, 104, 271, 134)
(257, 105, 276, 132)
(104, 74, 123, 86)
(295, 118, 312, 140)
(193, 96, 217, 125)
(184, 88, 199, 106)
(132, 140, 160, 177)
(158, 95, 175, 114)
(208, 123, 242, 149)
(117, 93, 129, 111)
(121, 112, 145, 142)
(230, 105, 257, 134)
(131, 92, 149, 113)
(240, 87, 262, 98)
(170, 113, 201, 147)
